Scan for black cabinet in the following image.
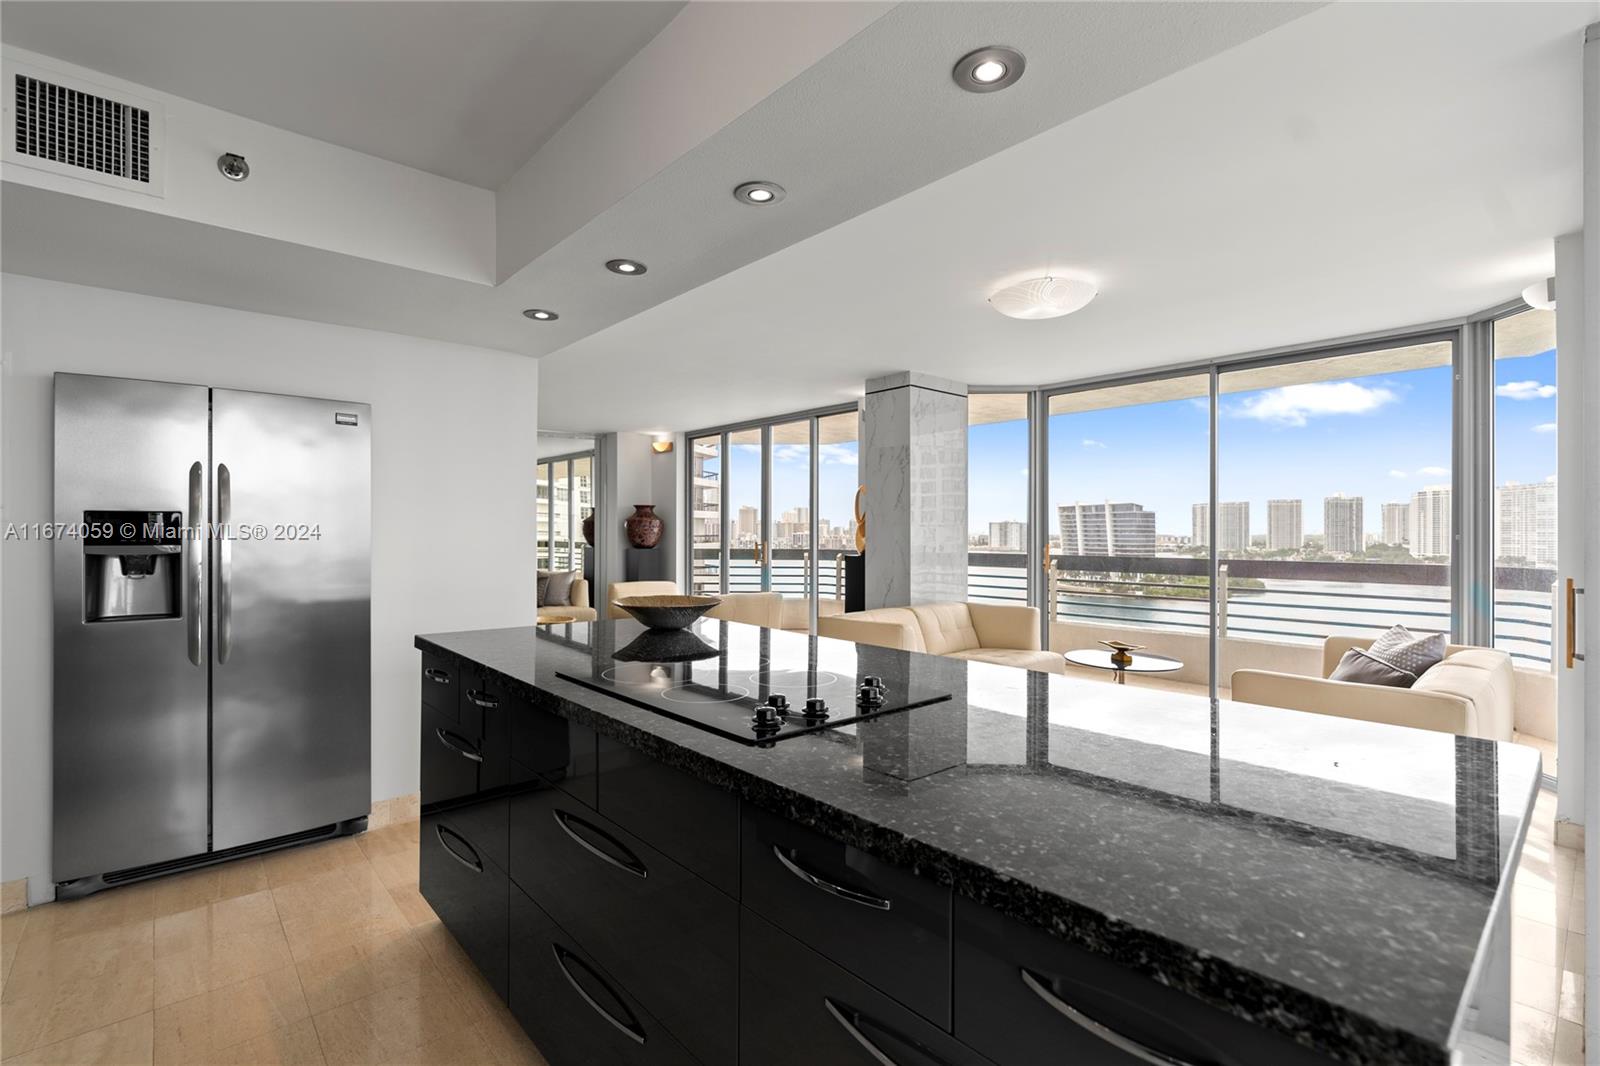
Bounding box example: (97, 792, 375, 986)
(500, 675, 598, 809)
(599, 736, 739, 898)
(741, 804, 952, 1027)
(420, 810, 508, 1001)
(741, 908, 990, 1066)
(421, 704, 480, 810)
(419, 652, 461, 723)
(953, 898, 1332, 1066)
(509, 784, 737, 1066)
(509, 883, 697, 1066)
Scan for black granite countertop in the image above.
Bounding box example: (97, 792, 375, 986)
(415, 620, 1541, 1066)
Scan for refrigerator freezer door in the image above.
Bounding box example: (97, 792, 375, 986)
(53, 374, 211, 880)
(211, 389, 372, 850)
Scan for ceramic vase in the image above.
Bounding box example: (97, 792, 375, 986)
(625, 504, 663, 549)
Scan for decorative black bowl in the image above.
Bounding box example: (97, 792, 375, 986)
(612, 595, 721, 631)
(613, 629, 720, 664)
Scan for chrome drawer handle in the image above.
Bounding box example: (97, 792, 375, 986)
(466, 689, 499, 709)
(772, 844, 890, 911)
(434, 824, 483, 874)
(552, 944, 646, 1045)
(1019, 968, 1196, 1066)
(424, 667, 451, 684)
(553, 809, 648, 879)
(434, 728, 483, 763)
(822, 998, 955, 1066)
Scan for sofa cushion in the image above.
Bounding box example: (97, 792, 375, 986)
(947, 648, 1064, 674)
(909, 604, 980, 655)
(1363, 625, 1448, 677)
(818, 609, 925, 652)
(1328, 648, 1416, 688)
(539, 570, 580, 607)
(1412, 649, 1515, 741)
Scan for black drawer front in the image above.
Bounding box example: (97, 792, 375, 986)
(509, 786, 737, 1066)
(420, 811, 507, 1001)
(953, 898, 1331, 1066)
(492, 675, 598, 808)
(421, 704, 481, 810)
(741, 804, 951, 1027)
(599, 735, 738, 897)
(741, 909, 990, 1066)
(419, 652, 461, 721)
(509, 884, 696, 1066)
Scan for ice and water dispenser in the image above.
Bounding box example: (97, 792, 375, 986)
(82, 510, 185, 622)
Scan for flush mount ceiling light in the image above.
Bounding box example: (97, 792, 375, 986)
(606, 258, 647, 276)
(1521, 277, 1556, 311)
(734, 180, 786, 206)
(988, 276, 1097, 320)
(217, 152, 250, 181)
(522, 308, 558, 321)
(953, 46, 1025, 93)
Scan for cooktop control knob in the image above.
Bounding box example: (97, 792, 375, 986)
(765, 694, 789, 713)
(858, 676, 886, 706)
(752, 702, 782, 736)
(802, 697, 830, 724)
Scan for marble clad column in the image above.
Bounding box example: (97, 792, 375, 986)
(862, 372, 968, 608)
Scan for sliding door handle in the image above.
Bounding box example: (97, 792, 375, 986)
(186, 462, 204, 666)
(1567, 578, 1586, 668)
(216, 462, 232, 664)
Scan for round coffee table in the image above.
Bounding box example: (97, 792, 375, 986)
(1063, 648, 1183, 685)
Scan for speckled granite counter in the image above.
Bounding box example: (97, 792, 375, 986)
(415, 620, 1541, 1066)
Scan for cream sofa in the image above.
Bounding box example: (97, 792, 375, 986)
(1230, 635, 1513, 740)
(538, 577, 597, 623)
(819, 603, 1062, 674)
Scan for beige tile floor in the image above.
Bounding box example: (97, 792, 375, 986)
(0, 792, 1584, 1065)
(0, 823, 546, 1065)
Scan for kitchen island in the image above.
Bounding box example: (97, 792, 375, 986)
(415, 618, 1539, 1066)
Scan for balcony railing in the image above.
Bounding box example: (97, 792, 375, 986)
(691, 547, 1556, 666)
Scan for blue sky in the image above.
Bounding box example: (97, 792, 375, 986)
(716, 347, 1556, 541)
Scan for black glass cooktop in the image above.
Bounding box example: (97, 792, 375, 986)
(554, 619, 953, 746)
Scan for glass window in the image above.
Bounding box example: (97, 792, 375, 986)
(968, 393, 1030, 605)
(1217, 340, 1455, 654)
(769, 421, 812, 605)
(689, 436, 722, 595)
(536, 461, 551, 569)
(727, 428, 762, 592)
(1492, 310, 1558, 658)
(816, 412, 860, 615)
(572, 455, 593, 574)
(551, 459, 573, 572)
(1046, 375, 1212, 688)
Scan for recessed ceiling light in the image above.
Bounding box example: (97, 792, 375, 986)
(953, 46, 1025, 93)
(734, 180, 786, 206)
(522, 308, 558, 321)
(989, 276, 1096, 320)
(606, 259, 647, 276)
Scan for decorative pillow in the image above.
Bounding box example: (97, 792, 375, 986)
(537, 571, 552, 607)
(1329, 648, 1417, 688)
(542, 570, 579, 607)
(1363, 625, 1448, 677)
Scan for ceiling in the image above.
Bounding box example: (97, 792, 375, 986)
(0, 1, 683, 188)
(537, 1, 1592, 433)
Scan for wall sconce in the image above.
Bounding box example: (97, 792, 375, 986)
(650, 437, 674, 454)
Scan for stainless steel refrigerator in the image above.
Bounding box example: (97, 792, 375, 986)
(53, 373, 371, 897)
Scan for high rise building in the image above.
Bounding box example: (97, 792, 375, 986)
(1191, 503, 1208, 548)
(1058, 502, 1156, 556)
(736, 504, 759, 541)
(1323, 494, 1364, 555)
(1217, 502, 1250, 554)
(1496, 480, 1556, 567)
(1382, 502, 1410, 546)
(1409, 487, 1451, 559)
(988, 520, 1026, 552)
(1266, 499, 1302, 552)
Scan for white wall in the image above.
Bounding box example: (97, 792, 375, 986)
(1, 274, 538, 903)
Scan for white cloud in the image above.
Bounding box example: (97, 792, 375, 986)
(1231, 382, 1397, 427)
(818, 444, 857, 466)
(1534, 422, 1557, 434)
(1419, 465, 1449, 476)
(1496, 380, 1557, 400)
(1389, 469, 1408, 478)
(1081, 439, 1107, 449)
(772, 445, 807, 464)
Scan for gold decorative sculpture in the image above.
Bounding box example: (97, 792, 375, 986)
(853, 485, 867, 553)
(1098, 639, 1145, 669)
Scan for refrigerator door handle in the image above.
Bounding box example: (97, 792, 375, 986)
(186, 462, 205, 666)
(217, 462, 232, 665)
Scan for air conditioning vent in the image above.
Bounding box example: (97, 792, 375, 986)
(2, 62, 164, 195)
(13, 74, 150, 182)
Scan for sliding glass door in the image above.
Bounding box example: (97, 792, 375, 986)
(685, 407, 859, 631)
(537, 452, 596, 578)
